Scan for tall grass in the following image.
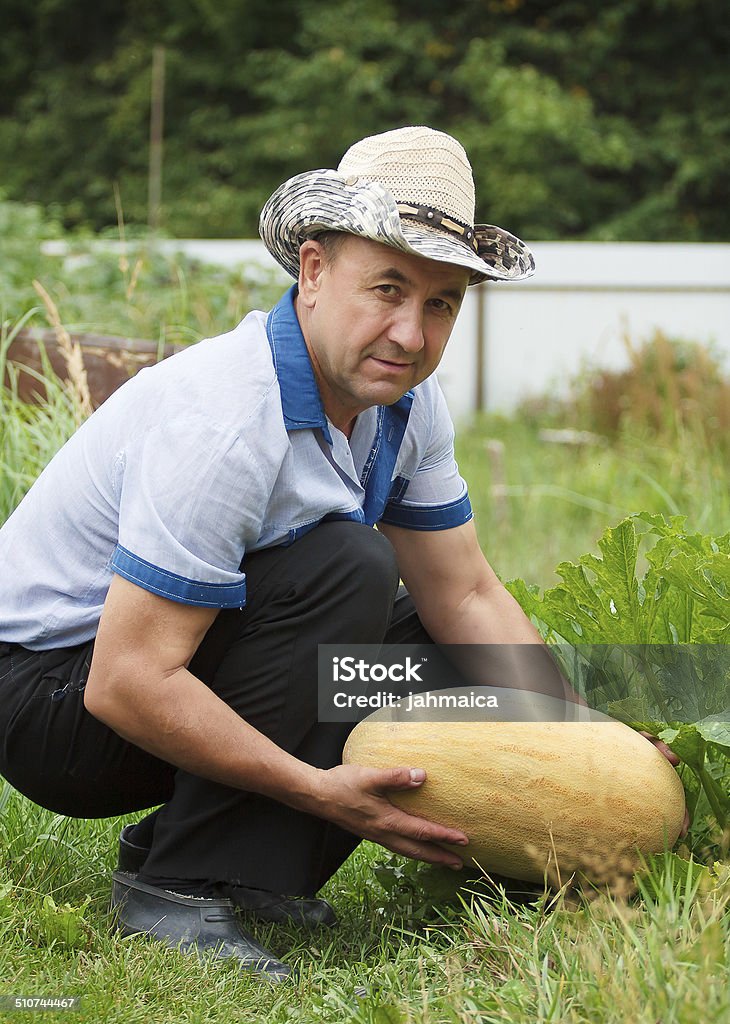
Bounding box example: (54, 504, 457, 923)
(0, 198, 283, 346)
(571, 329, 730, 455)
(0, 315, 83, 524)
(1, 781, 728, 1023)
(458, 331, 730, 588)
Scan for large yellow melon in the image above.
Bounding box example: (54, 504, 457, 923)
(342, 687, 686, 885)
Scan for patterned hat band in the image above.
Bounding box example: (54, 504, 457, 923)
(396, 204, 479, 254)
(259, 127, 535, 286)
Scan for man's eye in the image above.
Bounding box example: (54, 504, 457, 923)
(376, 284, 399, 296)
(429, 298, 453, 315)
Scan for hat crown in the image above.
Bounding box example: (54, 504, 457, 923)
(258, 125, 535, 285)
(337, 126, 476, 230)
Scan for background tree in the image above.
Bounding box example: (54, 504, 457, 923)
(0, 0, 727, 240)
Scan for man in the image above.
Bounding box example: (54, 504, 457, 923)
(0, 126, 679, 982)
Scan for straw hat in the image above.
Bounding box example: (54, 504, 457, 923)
(259, 126, 535, 286)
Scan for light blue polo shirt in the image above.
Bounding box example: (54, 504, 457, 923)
(0, 287, 472, 651)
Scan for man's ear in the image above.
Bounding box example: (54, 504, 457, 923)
(297, 241, 327, 308)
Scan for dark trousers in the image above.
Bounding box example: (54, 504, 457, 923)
(0, 523, 432, 896)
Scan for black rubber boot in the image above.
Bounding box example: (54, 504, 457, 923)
(110, 871, 294, 983)
(221, 884, 338, 928)
(118, 824, 150, 874)
(118, 827, 338, 927)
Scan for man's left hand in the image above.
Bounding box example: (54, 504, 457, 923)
(639, 731, 690, 838)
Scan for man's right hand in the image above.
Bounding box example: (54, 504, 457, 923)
(311, 763, 468, 869)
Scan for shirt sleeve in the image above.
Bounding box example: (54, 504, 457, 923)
(110, 413, 272, 607)
(379, 379, 473, 532)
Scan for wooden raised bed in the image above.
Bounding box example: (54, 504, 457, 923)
(5, 328, 183, 407)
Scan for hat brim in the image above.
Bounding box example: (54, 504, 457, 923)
(259, 169, 535, 286)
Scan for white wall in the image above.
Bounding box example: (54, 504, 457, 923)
(438, 242, 730, 422)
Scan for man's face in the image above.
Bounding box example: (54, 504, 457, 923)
(296, 235, 469, 433)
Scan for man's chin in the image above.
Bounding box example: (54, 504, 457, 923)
(365, 382, 415, 406)
(361, 370, 423, 403)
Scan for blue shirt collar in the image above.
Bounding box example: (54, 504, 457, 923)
(265, 285, 331, 440)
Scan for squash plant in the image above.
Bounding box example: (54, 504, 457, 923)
(507, 512, 730, 862)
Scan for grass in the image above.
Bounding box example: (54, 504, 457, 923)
(0, 199, 283, 346)
(1, 788, 728, 1023)
(0, 315, 85, 525)
(456, 414, 729, 589)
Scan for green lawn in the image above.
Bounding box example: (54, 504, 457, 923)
(0, 793, 728, 1023)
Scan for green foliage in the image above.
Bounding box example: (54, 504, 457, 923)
(1, 1, 728, 239)
(507, 512, 730, 645)
(526, 330, 730, 459)
(36, 894, 92, 950)
(458, 409, 729, 590)
(0, 200, 284, 343)
(658, 723, 729, 839)
(507, 512, 729, 857)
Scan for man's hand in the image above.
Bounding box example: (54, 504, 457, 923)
(639, 731, 690, 838)
(312, 764, 468, 869)
(639, 731, 680, 766)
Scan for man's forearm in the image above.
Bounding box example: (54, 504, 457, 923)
(84, 666, 322, 811)
(419, 581, 580, 703)
(420, 578, 542, 646)
(84, 663, 477, 865)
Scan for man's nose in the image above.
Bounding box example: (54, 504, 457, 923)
(388, 304, 424, 352)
